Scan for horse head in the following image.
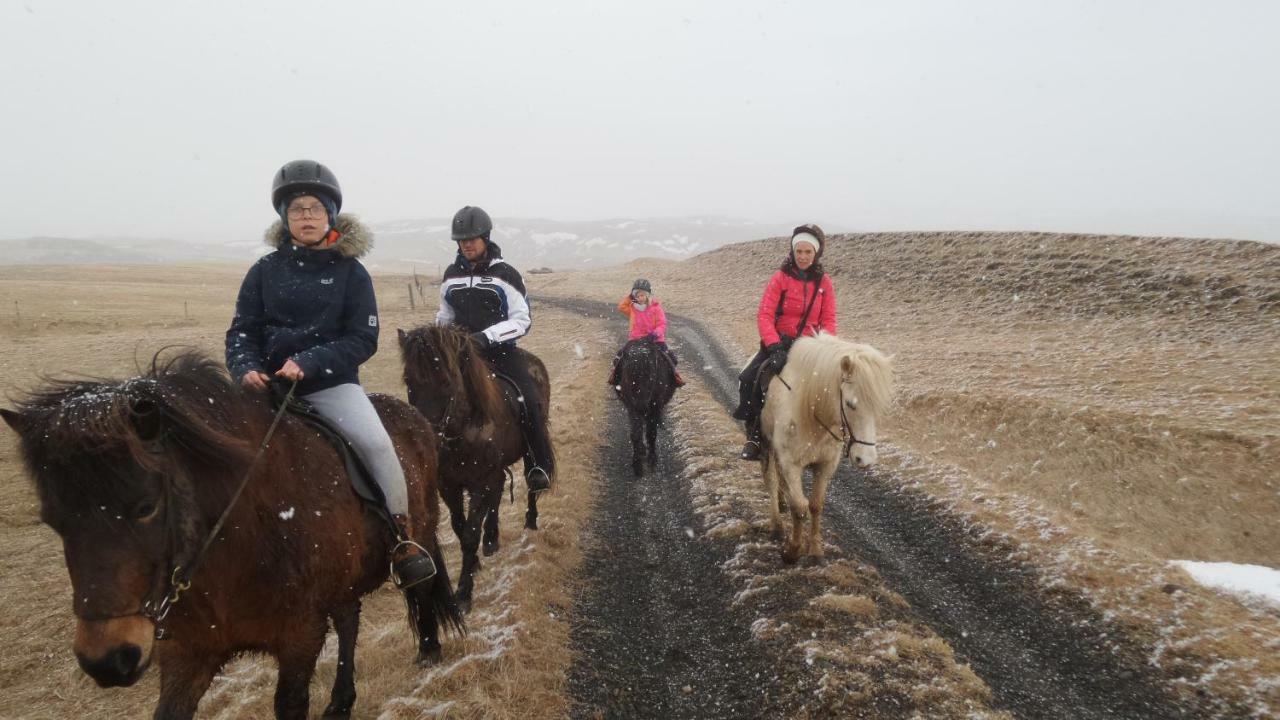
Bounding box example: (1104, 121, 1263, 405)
(400, 326, 507, 430)
(1, 352, 250, 687)
(837, 346, 894, 468)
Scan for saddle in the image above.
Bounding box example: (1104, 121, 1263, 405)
(270, 386, 394, 526)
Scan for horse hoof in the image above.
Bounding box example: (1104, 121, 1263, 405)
(482, 541, 499, 557)
(799, 554, 823, 568)
(769, 528, 785, 542)
(525, 516, 538, 531)
(780, 546, 801, 565)
(322, 704, 353, 719)
(457, 596, 472, 615)
(415, 645, 443, 667)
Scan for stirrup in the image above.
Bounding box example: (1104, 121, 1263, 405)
(391, 539, 437, 589)
(526, 466, 551, 494)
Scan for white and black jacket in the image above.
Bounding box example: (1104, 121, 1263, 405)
(435, 242, 531, 344)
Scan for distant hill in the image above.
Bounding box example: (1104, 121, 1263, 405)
(0, 216, 785, 270)
(364, 216, 780, 272)
(0, 236, 251, 265)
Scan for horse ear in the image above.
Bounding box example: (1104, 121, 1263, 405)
(130, 398, 164, 442)
(397, 328, 408, 345)
(840, 355, 854, 376)
(0, 408, 23, 433)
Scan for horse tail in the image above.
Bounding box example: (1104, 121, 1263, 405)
(429, 544, 466, 636)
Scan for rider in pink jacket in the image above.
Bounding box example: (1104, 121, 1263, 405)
(733, 224, 836, 459)
(609, 279, 685, 387)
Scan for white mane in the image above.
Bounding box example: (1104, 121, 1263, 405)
(781, 332, 894, 434)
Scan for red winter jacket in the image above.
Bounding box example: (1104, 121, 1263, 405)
(756, 269, 837, 347)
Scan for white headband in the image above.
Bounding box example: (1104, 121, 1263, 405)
(792, 232, 820, 252)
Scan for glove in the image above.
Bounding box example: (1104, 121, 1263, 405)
(766, 344, 788, 371)
(469, 332, 491, 349)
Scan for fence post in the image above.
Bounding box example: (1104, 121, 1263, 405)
(408, 283, 415, 310)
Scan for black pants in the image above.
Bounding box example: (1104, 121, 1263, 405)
(732, 346, 774, 422)
(483, 343, 555, 478)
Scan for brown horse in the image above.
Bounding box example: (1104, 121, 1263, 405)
(0, 352, 462, 720)
(398, 325, 552, 613)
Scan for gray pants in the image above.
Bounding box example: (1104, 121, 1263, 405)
(302, 383, 409, 515)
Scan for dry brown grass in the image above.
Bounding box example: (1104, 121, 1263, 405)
(0, 263, 616, 719)
(534, 229, 1280, 713)
(666, 383, 1009, 718)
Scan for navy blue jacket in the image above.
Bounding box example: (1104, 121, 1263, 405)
(225, 215, 378, 395)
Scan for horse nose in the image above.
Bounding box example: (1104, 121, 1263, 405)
(76, 643, 144, 687)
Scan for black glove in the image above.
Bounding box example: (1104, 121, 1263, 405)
(766, 344, 788, 371)
(469, 332, 491, 349)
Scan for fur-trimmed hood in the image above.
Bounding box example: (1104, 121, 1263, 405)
(262, 213, 373, 259)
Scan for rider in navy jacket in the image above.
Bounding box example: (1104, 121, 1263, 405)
(224, 159, 435, 592)
(226, 215, 378, 396)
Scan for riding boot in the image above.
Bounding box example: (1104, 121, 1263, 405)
(390, 514, 436, 589)
(740, 418, 763, 461)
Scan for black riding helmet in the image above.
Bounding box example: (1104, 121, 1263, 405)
(271, 160, 342, 216)
(631, 278, 652, 294)
(452, 206, 493, 241)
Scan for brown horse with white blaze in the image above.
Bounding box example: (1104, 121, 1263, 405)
(0, 351, 462, 720)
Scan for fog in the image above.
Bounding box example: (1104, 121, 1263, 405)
(3, 0, 1278, 245)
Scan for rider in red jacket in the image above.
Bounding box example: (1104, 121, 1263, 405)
(732, 224, 836, 460)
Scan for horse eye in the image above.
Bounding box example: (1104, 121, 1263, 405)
(133, 499, 159, 522)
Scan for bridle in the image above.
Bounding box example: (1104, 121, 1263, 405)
(139, 380, 298, 639)
(775, 373, 876, 457)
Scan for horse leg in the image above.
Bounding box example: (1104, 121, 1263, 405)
(273, 616, 328, 720)
(525, 483, 539, 530)
(482, 472, 502, 556)
(415, 544, 463, 668)
(762, 453, 784, 541)
(645, 411, 660, 468)
(153, 651, 223, 720)
(778, 461, 810, 565)
(456, 486, 491, 614)
(807, 458, 839, 560)
(629, 410, 645, 477)
(321, 601, 360, 719)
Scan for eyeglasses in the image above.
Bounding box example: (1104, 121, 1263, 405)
(286, 204, 327, 219)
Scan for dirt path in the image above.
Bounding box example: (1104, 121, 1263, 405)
(549, 296, 1207, 720)
(566, 313, 783, 719)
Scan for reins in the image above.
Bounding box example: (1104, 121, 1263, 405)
(142, 379, 298, 638)
(772, 372, 876, 457)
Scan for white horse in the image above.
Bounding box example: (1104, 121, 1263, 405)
(758, 333, 894, 563)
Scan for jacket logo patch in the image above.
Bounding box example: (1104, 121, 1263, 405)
(320, 278, 334, 285)
(368, 315, 378, 327)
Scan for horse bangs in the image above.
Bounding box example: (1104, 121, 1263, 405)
(8, 350, 254, 484)
(400, 325, 506, 427)
(787, 333, 894, 418)
(400, 326, 460, 387)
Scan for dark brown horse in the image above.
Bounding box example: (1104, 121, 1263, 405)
(614, 337, 678, 476)
(398, 325, 552, 613)
(0, 352, 462, 720)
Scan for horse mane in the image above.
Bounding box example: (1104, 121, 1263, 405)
(7, 350, 255, 493)
(784, 333, 894, 430)
(399, 325, 508, 427)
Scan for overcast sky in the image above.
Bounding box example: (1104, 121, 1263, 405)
(3, 0, 1278, 245)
